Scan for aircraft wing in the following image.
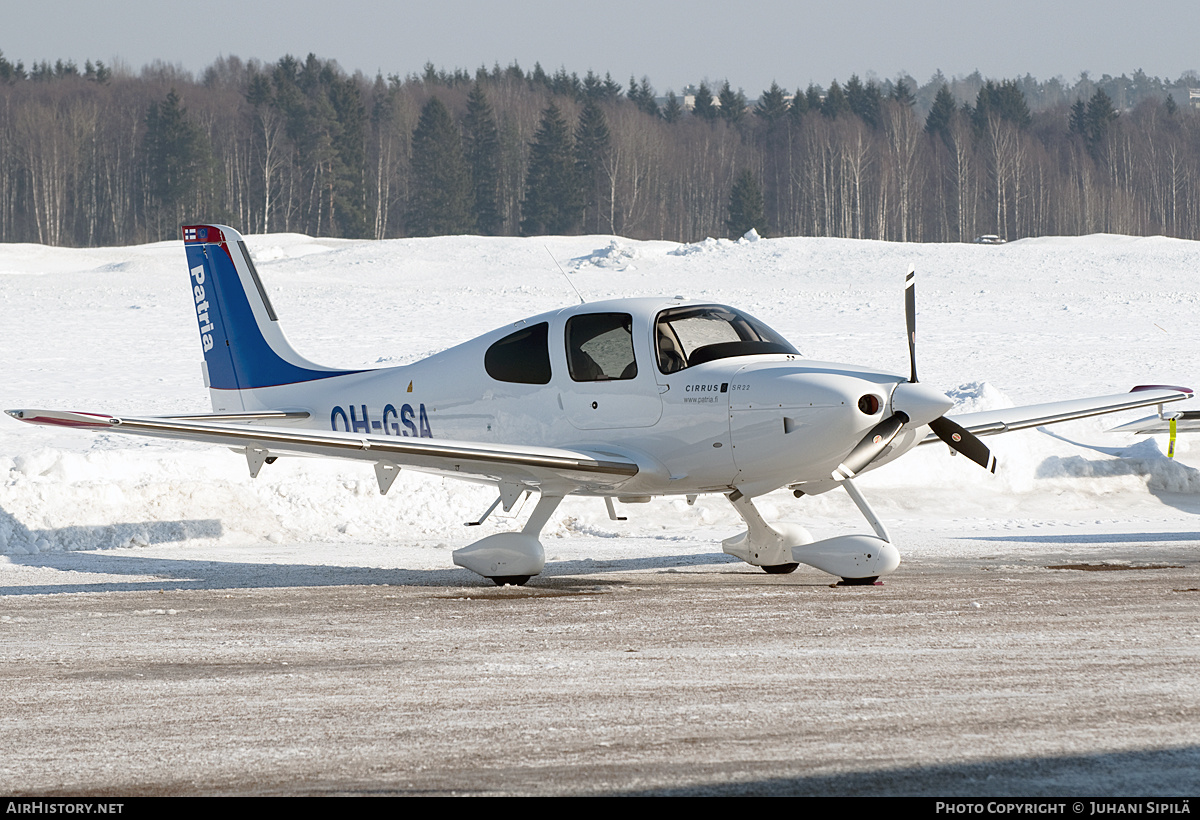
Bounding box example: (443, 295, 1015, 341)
(921, 385, 1193, 442)
(4, 409, 640, 494)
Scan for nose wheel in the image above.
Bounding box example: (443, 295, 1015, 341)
(490, 575, 531, 586)
(836, 576, 880, 586)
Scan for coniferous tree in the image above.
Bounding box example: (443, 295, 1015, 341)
(997, 80, 1032, 126)
(755, 82, 789, 123)
(624, 74, 640, 107)
(603, 73, 623, 100)
(925, 84, 956, 138)
(861, 82, 884, 128)
(268, 54, 371, 238)
(0, 50, 26, 83)
(662, 91, 684, 124)
(717, 81, 747, 125)
(367, 74, 400, 239)
(805, 84, 823, 111)
(463, 83, 503, 235)
(1071, 89, 1120, 163)
(575, 97, 612, 233)
(1068, 98, 1088, 136)
(503, 61, 524, 83)
(756, 82, 790, 237)
(583, 70, 604, 100)
(1084, 90, 1118, 142)
(550, 67, 582, 99)
(83, 60, 110, 84)
(628, 76, 659, 117)
(972, 80, 1031, 131)
(892, 79, 915, 107)
(789, 87, 809, 122)
(845, 76, 868, 118)
(845, 75, 883, 127)
(144, 88, 211, 238)
(726, 169, 766, 238)
(692, 82, 717, 121)
(327, 76, 369, 237)
(408, 96, 474, 236)
(521, 103, 582, 235)
(822, 80, 849, 118)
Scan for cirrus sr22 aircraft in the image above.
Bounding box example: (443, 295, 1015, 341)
(7, 225, 1192, 586)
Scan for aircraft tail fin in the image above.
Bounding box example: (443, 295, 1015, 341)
(182, 225, 360, 409)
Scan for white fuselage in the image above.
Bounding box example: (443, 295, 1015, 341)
(220, 298, 920, 499)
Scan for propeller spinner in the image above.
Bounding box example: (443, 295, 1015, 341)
(832, 267, 997, 480)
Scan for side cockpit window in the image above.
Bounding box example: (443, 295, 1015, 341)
(655, 305, 797, 373)
(485, 322, 552, 384)
(566, 313, 638, 382)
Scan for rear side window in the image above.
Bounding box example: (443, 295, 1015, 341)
(485, 322, 552, 384)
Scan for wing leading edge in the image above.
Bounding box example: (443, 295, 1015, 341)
(5, 409, 640, 494)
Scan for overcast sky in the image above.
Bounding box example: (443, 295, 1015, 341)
(6, 0, 1197, 94)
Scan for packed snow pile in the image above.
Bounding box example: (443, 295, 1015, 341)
(668, 236, 737, 256)
(945, 381, 1014, 414)
(571, 239, 639, 271)
(3, 231, 1200, 561)
(1036, 438, 1200, 493)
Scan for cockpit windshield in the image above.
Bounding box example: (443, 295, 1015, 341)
(655, 305, 797, 374)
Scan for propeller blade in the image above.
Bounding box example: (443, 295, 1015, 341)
(905, 265, 917, 383)
(900, 266, 997, 475)
(832, 413, 908, 480)
(929, 416, 997, 473)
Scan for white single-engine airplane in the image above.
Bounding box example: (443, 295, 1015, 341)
(7, 225, 1193, 585)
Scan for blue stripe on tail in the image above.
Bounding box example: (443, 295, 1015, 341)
(182, 225, 360, 390)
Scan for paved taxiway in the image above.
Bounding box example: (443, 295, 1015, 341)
(2, 542, 1198, 796)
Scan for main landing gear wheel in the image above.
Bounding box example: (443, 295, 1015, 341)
(837, 576, 879, 586)
(490, 575, 531, 587)
(762, 563, 799, 574)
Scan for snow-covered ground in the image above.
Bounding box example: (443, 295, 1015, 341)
(4, 231, 1200, 584)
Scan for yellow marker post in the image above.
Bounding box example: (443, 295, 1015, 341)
(1168, 417, 1177, 458)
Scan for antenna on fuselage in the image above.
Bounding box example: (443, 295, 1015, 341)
(545, 246, 586, 305)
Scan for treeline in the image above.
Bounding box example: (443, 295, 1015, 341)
(2, 49, 1199, 247)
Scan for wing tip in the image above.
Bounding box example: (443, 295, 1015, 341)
(1131, 384, 1193, 398)
(5, 409, 115, 429)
